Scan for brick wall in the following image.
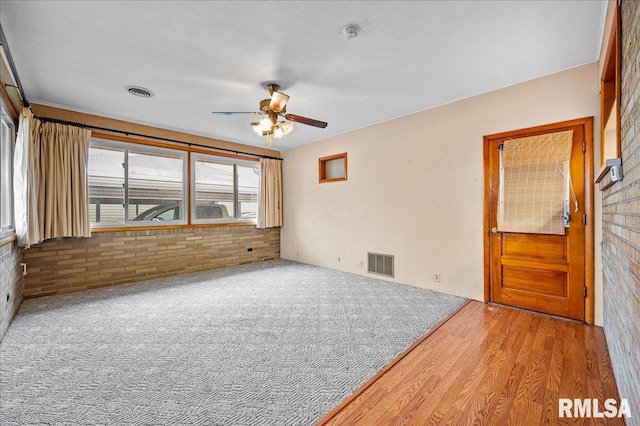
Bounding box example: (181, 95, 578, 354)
(22, 225, 280, 298)
(602, 0, 640, 422)
(0, 240, 23, 341)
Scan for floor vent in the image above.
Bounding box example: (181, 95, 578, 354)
(368, 252, 394, 278)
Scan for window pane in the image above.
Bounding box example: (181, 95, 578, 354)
(88, 147, 125, 224)
(128, 151, 184, 221)
(325, 158, 345, 179)
(1, 113, 15, 232)
(194, 160, 234, 220)
(238, 164, 259, 220)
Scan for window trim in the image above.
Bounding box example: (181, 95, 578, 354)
(599, 2, 621, 167)
(0, 97, 16, 240)
(319, 152, 348, 183)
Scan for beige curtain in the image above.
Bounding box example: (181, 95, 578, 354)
(497, 130, 573, 235)
(14, 111, 91, 247)
(38, 122, 92, 240)
(14, 108, 42, 247)
(257, 158, 283, 229)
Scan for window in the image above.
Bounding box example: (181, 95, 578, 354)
(191, 153, 259, 223)
(319, 153, 347, 183)
(497, 130, 573, 235)
(0, 99, 15, 239)
(88, 138, 259, 228)
(600, 2, 621, 166)
(88, 139, 187, 226)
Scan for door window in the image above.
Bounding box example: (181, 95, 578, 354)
(497, 130, 574, 235)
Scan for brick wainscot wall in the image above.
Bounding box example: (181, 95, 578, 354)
(22, 226, 280, 298)
(0, 240, 23, 340)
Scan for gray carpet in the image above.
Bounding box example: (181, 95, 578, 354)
(0, 259, 466, 425)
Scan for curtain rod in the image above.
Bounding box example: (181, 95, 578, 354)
(0, 23, 29, 107)
(34, 115, 283, 161)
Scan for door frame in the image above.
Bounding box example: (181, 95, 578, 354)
(483, 117, 594, 323)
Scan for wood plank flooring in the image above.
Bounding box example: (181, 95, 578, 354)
(317, 301, 624, 426)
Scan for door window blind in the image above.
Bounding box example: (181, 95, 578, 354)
(497, 130, 573, 235)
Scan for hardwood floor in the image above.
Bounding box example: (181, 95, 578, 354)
(317, 301, 624, 425)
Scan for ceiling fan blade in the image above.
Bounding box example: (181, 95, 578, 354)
(284, 114, 328, 128)
(211, 111, 262, 116)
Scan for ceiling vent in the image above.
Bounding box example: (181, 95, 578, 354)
(368, 252, 394, 278)
(343, 24, 360, 40)
(125, 85, 154, 98)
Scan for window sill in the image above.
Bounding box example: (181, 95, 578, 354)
(90, 222, 257, 233)
(0, 233, 17, 248)
(595, 158, 621, 183)
(595, 158, 623, 191)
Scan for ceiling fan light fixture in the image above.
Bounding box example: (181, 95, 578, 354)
(281, 121, 293, 135)
(215, 82, 325, 147)
(269, 91, 289, 112)
(273, 121, 293, 140)
(251, 117, 273, 134)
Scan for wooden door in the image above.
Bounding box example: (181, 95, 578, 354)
(484, 118, 593, 321)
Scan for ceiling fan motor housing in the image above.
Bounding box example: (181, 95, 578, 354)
(259, 99, 271, 113)
(260, 98, 286, 115)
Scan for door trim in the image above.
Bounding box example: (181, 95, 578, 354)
(483, 117, 594, 323)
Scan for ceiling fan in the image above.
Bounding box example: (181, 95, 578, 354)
(211, 84, 328, 146)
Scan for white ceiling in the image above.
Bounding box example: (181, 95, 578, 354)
(0, 1, 606, 151)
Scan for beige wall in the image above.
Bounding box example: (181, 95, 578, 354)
(282, 63, 603, 324)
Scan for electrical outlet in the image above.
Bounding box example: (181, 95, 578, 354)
(434, 273, 441, 282)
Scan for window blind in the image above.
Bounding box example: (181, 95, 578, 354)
(497, 130, 573, 235)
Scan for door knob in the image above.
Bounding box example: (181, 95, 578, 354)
(491, 227, 499, 234)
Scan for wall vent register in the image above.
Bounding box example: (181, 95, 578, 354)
(368, 252, 394, 278)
